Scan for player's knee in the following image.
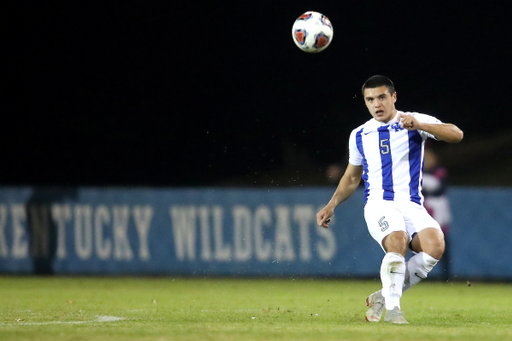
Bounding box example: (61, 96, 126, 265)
(382, 231, 408, 256)
(381, 252, 406, 276)
(427, 230, 445, 259)
(412, 228, 445, 259)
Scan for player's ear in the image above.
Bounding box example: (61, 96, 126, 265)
(392, 92, 397, 103)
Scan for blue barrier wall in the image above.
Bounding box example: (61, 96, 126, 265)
(0, 187, 510, 280)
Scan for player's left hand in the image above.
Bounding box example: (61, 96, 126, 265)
(316, 207, 333, 228)
(397, 112, 422, 130)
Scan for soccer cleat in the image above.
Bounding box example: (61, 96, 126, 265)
(384, 306, 409, 324)
(365, 290, 385, 322)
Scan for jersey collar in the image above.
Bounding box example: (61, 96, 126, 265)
(372, 110, 402, 127)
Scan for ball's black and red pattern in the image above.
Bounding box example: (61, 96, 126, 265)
(297, 12, 313, 21)
(313, 32, 330, 49)
(294, 29, 307, 45)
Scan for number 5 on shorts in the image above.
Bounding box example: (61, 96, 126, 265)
(379, 216, 389, 232)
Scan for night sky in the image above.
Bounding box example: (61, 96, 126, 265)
(6, 2, 512, 187)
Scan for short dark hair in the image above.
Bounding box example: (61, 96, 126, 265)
(361, 75, 395, 96)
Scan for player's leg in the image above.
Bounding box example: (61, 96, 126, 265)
(410, 227, 444, 259)
(382, 230, 408, 256)
(440, 227, 451, 280)
(365, 231, 408, 322)
(403, 227, 444, 292)
(364, 201, 408, 323)
(402, 202, 445, 292)
(380, 232, 408, 323)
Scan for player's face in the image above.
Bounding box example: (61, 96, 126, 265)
(363, 86, 397, 123)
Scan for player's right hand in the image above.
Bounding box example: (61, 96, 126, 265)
(316, 207, 333, 228)
(397, 112, 421, 130)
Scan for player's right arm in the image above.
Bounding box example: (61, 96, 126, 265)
(316, 163, 363, 228)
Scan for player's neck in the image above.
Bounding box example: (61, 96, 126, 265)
(381, 110, 398, 124)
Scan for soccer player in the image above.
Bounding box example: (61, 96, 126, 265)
(316, 75, 463, 324)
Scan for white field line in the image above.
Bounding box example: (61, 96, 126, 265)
(1, 315, 124, 326)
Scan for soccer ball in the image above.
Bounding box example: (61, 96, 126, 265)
(291, 11, 333, 53)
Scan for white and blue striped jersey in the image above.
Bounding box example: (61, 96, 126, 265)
(348, 111, 441, 205)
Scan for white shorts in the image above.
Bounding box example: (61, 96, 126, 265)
(364, 199, 441, 251)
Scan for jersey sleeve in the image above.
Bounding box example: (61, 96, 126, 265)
(413, 113, 442, 140)
(348, 128, 363, 166)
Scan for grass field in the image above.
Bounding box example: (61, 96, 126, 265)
(1, 276, 511, 341)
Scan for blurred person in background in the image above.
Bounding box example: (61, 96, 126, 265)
(26, 188, 77, 275)
(422, 147, 452, 281)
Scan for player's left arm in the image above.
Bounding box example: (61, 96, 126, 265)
(397, 113, 464, 143)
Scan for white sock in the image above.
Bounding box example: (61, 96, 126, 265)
(380, 252, 406, 311)
(403, 252, 439, 292)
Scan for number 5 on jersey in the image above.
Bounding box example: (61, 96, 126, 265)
(380, 139, 390, 154)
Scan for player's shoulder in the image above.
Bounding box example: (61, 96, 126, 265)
(400, 110, 426, 118)
(400, 111, 440, 123)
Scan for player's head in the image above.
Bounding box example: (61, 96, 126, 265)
(361, 75, 395, 96)
(361, 75, 397, 123)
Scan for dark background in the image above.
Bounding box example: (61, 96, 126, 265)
(6, 1, 512, 187)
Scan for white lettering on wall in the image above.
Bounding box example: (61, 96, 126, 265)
(11, 204, 28, 259)
(198, 206, 212, 261)
(294, 205, 313, 261)
(233, 205, 251, 261)
(274, 206, 295, 261)
(253, 206, 271, 261)
(168, 204, 338, 263)
(1, 203, 154, 263)
(0, 199, 339, 268)
(213, 206, 230, 261)
(170, 206, 197, 260)
(74, 205, 93, 260)
(94, 205, 111, 260)
(52, 204, 71, 259)
(113, 206, 133, 260)
(133, 205, 153, 261)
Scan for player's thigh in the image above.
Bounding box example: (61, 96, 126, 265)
(364, 200, 406, 250)
(402, 202, 443, 251)
(402, 202, 441, 237)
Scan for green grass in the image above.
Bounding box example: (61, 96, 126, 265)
(0, 276, 511, 340)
